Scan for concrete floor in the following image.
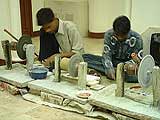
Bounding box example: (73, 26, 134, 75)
(0, 37, 104, 120)
(0, 90, 99, 120)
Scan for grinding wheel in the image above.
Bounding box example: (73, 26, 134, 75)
(68, 54, 84, 77)
(16, 35, 32, 59)
(138, 55, 155, 88)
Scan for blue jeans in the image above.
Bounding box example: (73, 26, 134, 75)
(82, 54, 138, 83)
(82, 54, 105, 74)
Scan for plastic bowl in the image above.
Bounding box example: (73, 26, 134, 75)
(29, 67, 48, 79)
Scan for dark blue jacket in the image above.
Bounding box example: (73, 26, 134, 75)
(102, 29, 143, 74)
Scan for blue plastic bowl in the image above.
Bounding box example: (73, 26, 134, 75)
(29, 67, 48, 79)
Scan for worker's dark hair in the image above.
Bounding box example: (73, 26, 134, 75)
(36, 8, 55, 26)
(113, 15, 131, 35)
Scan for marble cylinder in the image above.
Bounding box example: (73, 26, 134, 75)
(78, 62, 87, 90)
(1, 40, 12, 70)
(54, 54, 61, 82)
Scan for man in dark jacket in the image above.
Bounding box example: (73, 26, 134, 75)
(83, 16, 143, 80)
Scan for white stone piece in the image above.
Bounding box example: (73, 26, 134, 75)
(78, 62, 87, 90)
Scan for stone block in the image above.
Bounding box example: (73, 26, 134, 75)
(41, 92, 64, 105)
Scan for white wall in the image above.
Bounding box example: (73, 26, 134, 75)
(0, 0, 11, 42)
(9, 0, 22, 39)
(0, 0, 22, 60)
(131, 0, 160, 34)
(32, 0, 131, 34)
(45, 0, 88, 37)
(32, 0, 88, 37)
(89, 0, 160, 34)
(89, 0, 131, 33)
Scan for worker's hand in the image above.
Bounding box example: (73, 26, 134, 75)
(42, 55, 55, 67)
(131, 53, 140, 64)
(106, 68, 115, 80)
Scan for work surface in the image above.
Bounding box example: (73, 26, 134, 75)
(89, 84, 160, 120)
(0, 63, 159, 120)
(0, 64, 34, 87)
